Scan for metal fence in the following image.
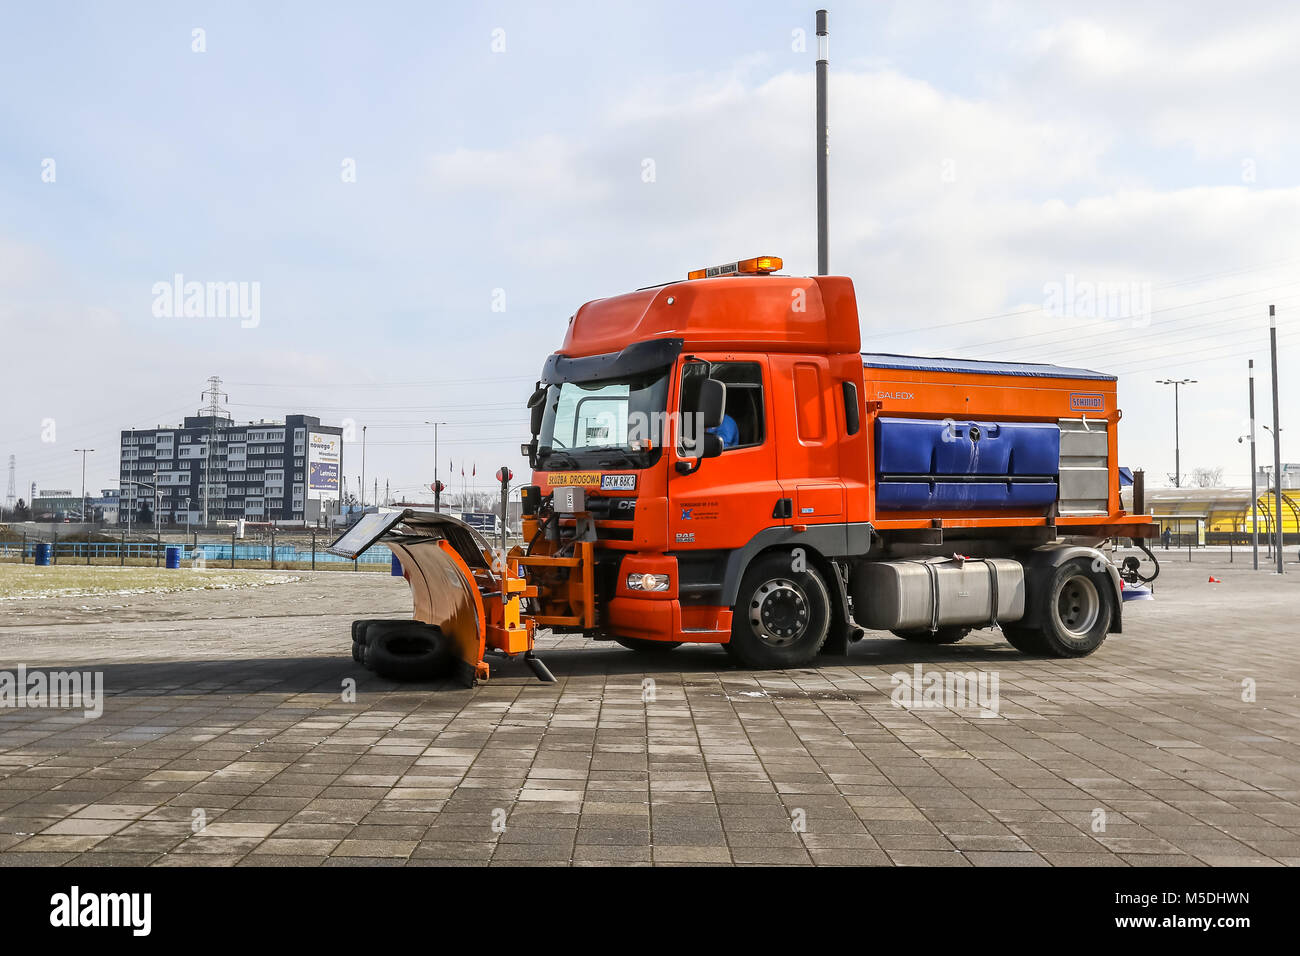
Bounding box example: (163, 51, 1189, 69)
(0, 539, 391, 568)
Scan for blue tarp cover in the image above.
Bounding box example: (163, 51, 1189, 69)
(862, 352, 1116, 382)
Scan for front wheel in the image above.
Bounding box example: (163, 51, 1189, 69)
(726, 552, 831, 668)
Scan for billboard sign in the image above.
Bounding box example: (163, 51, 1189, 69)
(307, 431, 341, 501)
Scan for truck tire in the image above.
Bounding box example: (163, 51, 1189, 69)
(727, 552, 831, 668)
(1005, 558, 1113, 657)
(1000, 624, 1046, 654)
(614, 637, 683, 653)
(351, 618, 403, 643)
(364, 620, 452, 681)
(891, 627, 970, 645)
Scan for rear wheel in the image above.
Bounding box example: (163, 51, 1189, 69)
(727, 552, 831, 668)
(891, 627, 970, 645)
(1004, 558, 1113, 657)
(1000, 624, 1046, 654)
(614, 637, 683, 653)
(1041, 560, 1112, 656)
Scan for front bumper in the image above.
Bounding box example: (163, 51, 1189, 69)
(605, 597, 732, 644)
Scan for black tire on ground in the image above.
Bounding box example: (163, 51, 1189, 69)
(351, 641, 364, 663)
(614, 637, 683, 653)
(1004, 557, 1114, 658)
(351, 618, 404, 644)
(891, 627, 971, 645)
(364, 620, 453, 680)
(727, 551, 831, 668)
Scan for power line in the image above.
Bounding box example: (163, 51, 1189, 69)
(227, 375, 534, 389)
(870, 274, 1300, 345)
(960, 289, 1300, 363)
(226, 401, 521, 412)
(975, 305, 1280, 370)
(1114, 327, 1300, 376)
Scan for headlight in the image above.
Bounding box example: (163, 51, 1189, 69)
(627, 572, 669, 592)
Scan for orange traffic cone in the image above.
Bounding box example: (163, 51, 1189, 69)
(1208, 575, 1221, 583)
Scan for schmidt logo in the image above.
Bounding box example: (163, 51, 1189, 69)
(1070, 392, 1105, 412)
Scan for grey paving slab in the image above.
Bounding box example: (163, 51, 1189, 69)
(1, 557, 1298, 866)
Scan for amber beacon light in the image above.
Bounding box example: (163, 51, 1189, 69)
(688, 255, 783, 280)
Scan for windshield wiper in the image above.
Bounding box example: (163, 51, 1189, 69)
(538, 447, 579, 468)
(597, 449, 641, 468)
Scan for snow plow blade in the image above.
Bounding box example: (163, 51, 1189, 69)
(328, 510, 538, 686)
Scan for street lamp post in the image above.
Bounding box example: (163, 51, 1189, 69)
(121, 478, 156, 565)
(425, 420, 446, 512)
(1156, 379, 1197, 487)
(1269, 305, 1284, 574)
(74, 448, 94, 523)
(1263, 423, 1285, 572)
(815, 8, 829, 276)
(126, 426, 135, 540)
(1242, 358, 1253, 567)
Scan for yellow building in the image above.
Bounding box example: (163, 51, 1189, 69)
(1122, 487, 1300, 538)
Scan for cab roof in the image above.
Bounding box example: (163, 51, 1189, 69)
(558, 275, 861, 358)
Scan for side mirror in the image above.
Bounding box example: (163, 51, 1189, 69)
(699, 379, 726, 430)
(528, 384, 547, 436)
(841, 381, 860, 435)
(675, 432, 723, 474)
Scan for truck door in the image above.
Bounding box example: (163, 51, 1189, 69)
(668, 355, 786, 553)
(769, 355, 846, 522)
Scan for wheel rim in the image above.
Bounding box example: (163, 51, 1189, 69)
(1055, 574, 1099, 636)
(750, 578, 809, 646)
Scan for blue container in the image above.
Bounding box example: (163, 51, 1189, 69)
(34, 542, 52, 566)
(391, 553, 404, 576)
(876, 417, 1060, 476)
(165, 545, 182, 569)
(875, 417, 1061, 512)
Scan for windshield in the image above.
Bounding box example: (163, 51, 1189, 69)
(536, 368, 670, 470)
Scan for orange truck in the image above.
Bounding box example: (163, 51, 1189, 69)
(334, 256, 1156, 685)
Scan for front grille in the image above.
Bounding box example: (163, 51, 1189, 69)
(585, 492, 636, 541)
(585, 493, 636, 520)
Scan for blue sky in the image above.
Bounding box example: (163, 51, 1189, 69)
(3, 0, 1299, 502)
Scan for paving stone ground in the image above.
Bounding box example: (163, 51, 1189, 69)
(1, 551, 1298, 867)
